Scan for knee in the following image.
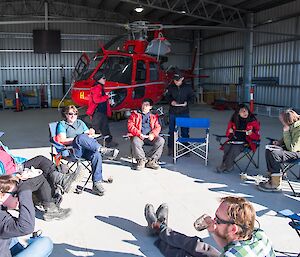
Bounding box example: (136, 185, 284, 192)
(157, 136, 165, 145)
(31, 237, 53, 255)
(132, 136, 142, 145)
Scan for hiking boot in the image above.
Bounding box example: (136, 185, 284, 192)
(144, 204, 157, 227)
(156, 203, 168, 225)
(136, 159, 147, 171)
(43, 203, 71, 221)
(146, 159, 160, 170)
(258, 173, 282, 192)
(93, 181, 105, 196)
(100, 147, 119, 160)
(106, 141, 119, 147)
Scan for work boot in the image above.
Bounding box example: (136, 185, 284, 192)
(100, 147, 119, 160)
(258, 173, 282, 192)
(43, 202, 71, 221)
(146, 159, 160, 170)
(156, 203, 168, 225)
(92, 181, 105, 196)
(136, 159, 147, 171)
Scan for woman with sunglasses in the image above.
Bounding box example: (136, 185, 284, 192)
(86, 71, 118, 147)
(0, 175, 53, 257)
(217, 104, 260, 173)
(56, 105, 119, 196)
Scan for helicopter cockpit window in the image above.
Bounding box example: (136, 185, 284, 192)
(80, 56, 104, 80)
(149, 62, 159, 81)
(97, 56, 132, 85)
(135, 60, 146, 83)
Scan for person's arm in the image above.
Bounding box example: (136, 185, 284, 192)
(91, 86, 109, 104)
(165, 86, 176, 105)
(247, 120, 260, 141)
(225, 121, 234, 138)
(149, 114, 161, 140)
(0, 183, 35, 239)
(127, 113, 142, 138)
(283, 125, 300, 152)
(55, 122, 74, 145)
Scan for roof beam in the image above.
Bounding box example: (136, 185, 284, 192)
(120, 0, 246, 27)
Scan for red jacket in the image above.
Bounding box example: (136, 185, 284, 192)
(221, 119, 260, 152)
(128, 111, 161, 139)
(86, 84, 112, 118)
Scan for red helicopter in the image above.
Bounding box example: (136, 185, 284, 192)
(68, 21, 207, 113)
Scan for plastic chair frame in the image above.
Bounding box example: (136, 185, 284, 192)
(174, 118, 210, 166)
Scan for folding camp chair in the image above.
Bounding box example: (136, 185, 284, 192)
(48, 122, 108, 194)
(174, 118, 210, 165)
(266, 137, 300, 197)
(214, 134, 260, 173)
(279, 209, 300, 238)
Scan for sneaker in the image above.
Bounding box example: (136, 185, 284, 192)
(100, 147, 119, 160)
(144, 204, 157, 228)
(156, 203, 168, 225)
(93, 181, 105, 196)
(146, 159, 160, 170)
(136, 159, 147, 171)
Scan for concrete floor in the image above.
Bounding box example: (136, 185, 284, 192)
(0, 104, 299, 257)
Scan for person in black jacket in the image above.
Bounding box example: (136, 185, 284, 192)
(166, 73, 194, 156)
(0, 175, 53, 257)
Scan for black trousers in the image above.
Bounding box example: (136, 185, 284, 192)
(155, 227, 220, 257)
(265, 146, 300, 174)
(23, 155, 58, 189)
(91, 111, 112, 143)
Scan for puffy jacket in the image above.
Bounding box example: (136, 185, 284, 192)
(128, 111, 161, 139)
(221, 119, 260, 152)
(165, 82, 194, 114)
(86, 83, 112, 118)
(283, 120, 300, 152)
(0, 142, 27, 175)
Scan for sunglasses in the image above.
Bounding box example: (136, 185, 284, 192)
(67, 112, 78, 116)
(3, 191, 18, 197)
(215, 215, 235, 225)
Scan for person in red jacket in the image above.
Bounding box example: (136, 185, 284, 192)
(128, 98, 165, 171)
(217, 104, 260, 173)
(86, 72, 118, 147)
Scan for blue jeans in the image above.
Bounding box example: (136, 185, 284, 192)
(72, 134, 103, 182)
(10, 237, 53, 257)
(168, 113, 190, 149)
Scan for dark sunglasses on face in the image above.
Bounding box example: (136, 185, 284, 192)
(67, 112, 78, 116)
(215, 215, 235, 225)
(3, 191, 18, 197)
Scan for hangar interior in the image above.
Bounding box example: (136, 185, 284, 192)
(0, 0, 299, 111)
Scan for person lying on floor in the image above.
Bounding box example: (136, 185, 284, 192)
(0, 175, 54, 257)
(258, 108, 300, 192)
(217, 104, 260, 173)
(55, 105, 119, 196)
(144, 197, 275, 257)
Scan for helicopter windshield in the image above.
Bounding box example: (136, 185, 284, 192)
(79, 56, 104, 80)
(98, 56, 132, 85)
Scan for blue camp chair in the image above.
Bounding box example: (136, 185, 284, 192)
(279, 209, 300, 238)
(173, 118, 210, 165)
(48, 122, 108, 194)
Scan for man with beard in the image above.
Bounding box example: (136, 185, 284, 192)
(144, 197, 275, 257)
(206, 196, 275, 257)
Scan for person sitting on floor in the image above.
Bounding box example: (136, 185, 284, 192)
(145, 197, 275, 257)
(217, 104, 260, 173)
(127, 98, 165, 171)
(0, 175, 54, 257)
(0, 131, 78, 195)
(55, 105, 119, 196)
(258, 108, 300, 192)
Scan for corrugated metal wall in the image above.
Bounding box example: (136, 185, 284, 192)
(0, 22, 191, 103)
(200, 1, 300, 108)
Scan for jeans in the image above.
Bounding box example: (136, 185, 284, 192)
(168, 113, 190, 149)
(10, 237, 53, 257)
(72, 134, 103, 182)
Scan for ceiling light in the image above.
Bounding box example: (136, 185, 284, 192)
(179, 10, 186, 14)
(134, 6, 144, 13)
